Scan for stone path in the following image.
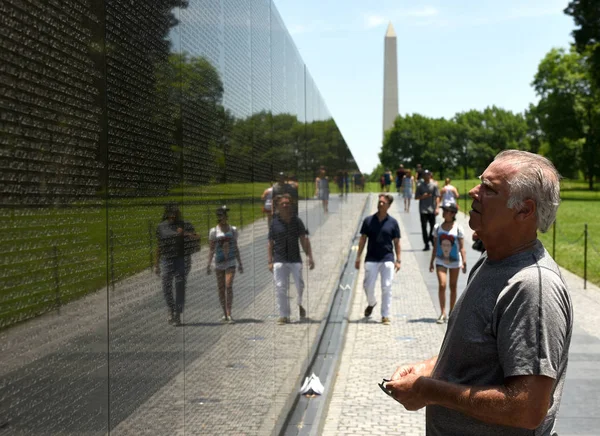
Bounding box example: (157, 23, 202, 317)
(322, 194, 600, 436)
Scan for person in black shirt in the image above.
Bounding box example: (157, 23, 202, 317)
(268, 194, 315, 324)
(354, 194, 401, 325)
(155, 203, 199, 326)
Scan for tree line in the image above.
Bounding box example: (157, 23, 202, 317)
(378, 0, 599, 189)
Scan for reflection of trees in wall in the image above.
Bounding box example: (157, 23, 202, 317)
(104, 0, 187, 197)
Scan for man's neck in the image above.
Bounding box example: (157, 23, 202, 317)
(280, 213, 292, 223)
(485, 234, 538, 261)
(376, 211, 388, 221)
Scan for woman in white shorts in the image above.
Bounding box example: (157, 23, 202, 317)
(207, 206, 244, 323)
(429, 202, 466, 324)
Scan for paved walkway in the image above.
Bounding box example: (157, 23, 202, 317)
(323, 194, 600, 436)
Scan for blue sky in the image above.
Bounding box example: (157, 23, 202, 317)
(274, 0, 575, 173)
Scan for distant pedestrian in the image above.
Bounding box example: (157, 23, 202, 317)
(315, 167, 330, 213)
(268, 194, 315, 324)
(441, 177, 459, 207)
(415, 164, 424, 184)
(383, 169, 392, 192)
(206, 206, 243, 323)
(273, 172, 298, 216)
(261, 182, 274, 228)
(401, 169, 415, 212)
(415, 170, 440, 251)
(354, 194, 401, 325)
(385, 150, 572, 436)
(395, 164, 406, 194)
(344, 170, 350, 195)
(155, 203, 199, 326)
(336, 170, 344, 197)
(429, 201, 466, 324)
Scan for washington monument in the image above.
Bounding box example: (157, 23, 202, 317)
(382, 22, 398, 139)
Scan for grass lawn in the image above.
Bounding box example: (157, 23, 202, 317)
(365, 179, 600, 287)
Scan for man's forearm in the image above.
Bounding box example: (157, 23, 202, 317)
(356, 236, 366, 257)
(416, 377, 546, 430)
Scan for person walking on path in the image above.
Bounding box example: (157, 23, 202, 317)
(415, 170, 440, 251)
(206, 206, 244, 323)
(155, 203, 200, 326)
(315, 167, 330, 213)
(429, 201, 466, 324)
(384, 150, 573, 435)
(261, 182, 274, 229)
(401, 169, 415, 212)
(440, 177, 460, 207)
(273, 172, 298, 217)
(383, 169, 393, 192)
(395, 164, 406, 195)
(354, 193, 401, 325)
(268, 194, 315, 324)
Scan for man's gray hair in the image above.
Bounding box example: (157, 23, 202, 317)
(494, 150, 560, 233)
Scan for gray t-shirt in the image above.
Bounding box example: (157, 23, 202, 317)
(415, 182, 440, 214)
(427, 240, 572, 436)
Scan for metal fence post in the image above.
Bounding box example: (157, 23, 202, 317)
(110, 229, 115, 293)
(584, 223, 588, 290)
(53, 245, 61, 311)
(148, 220, 153, 272)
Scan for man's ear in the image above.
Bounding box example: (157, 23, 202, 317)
(515, 199, 536, 222)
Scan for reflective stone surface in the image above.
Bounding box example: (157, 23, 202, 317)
(0, 0, 359, 433)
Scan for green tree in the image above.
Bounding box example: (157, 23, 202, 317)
(532, 47, 599, 186)
(565, 0, 600, 91)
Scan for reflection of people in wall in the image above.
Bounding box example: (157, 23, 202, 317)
(206, 206, 243, 323)
(155, 203, 199, 326)
(261, 182, 274, 228)
(268, 194, 315, 324)
(315, 167, 330, 213)
(273, 172, 298, 216)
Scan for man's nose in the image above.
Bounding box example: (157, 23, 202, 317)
(468, 184, 479, 200)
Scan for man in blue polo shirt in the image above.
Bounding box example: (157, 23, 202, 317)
(354, 194, 401, 325)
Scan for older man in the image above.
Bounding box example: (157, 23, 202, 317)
(385, 151, 572, 435)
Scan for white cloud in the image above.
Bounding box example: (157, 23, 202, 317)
(365, 14, 387, 29)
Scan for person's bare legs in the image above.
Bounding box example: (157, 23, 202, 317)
(216, 269, 228, 318)
(436, 266, 448, 316)
(224, 267, 236, 317)
(449, 267, 460, 314)
(322, 200, 328, 213)
(406, 198, 411, 213)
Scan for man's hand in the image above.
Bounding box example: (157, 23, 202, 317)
(462, 263, 467, 274)
(268, 262, 274, 273)
(429, 262, 435, 273)
(391, 361, 430, 381)
(394, 260, 401, 272)
(238, 264, 244, 274)
(307, 256, 315, 270)
(154, 264, 160, 276)
(385, 374, 428, 411)
(206, 265, 212, 275)
(355, 258, 360, 270)
(435, 208, 439, 216)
